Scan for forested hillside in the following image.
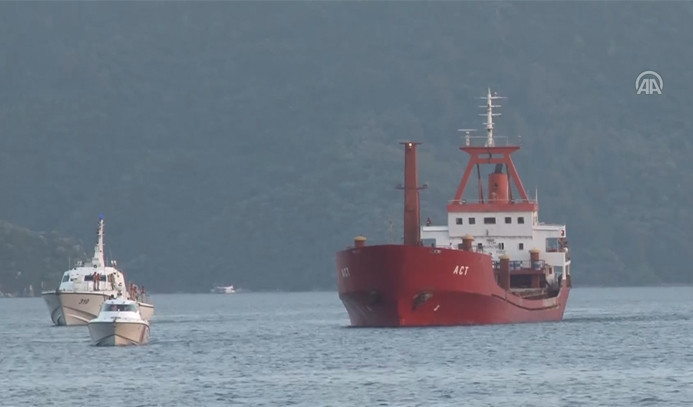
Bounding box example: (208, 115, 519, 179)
(0, 221, 84, 296)
(1, 2, 692, 292)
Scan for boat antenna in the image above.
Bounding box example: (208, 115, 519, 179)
(478, 88, 505, 147)
(387, 218, 394, 243)
(92, 214, 106, 268)
(457, 129, 477, 146)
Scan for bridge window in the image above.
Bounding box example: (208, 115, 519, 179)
(468, 217, 476, 225)
(483, 217, 496, 224)
(546, 237, 559, 252)
(456, 218, 463, 225)
(477, 242, 483, 251)
(519, 243, 524, 250)
(517, 217, 525, 224)
(499, 242, 505, 250)
(505, 217, 511, 224)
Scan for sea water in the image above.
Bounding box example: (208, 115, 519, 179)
(1, 287, 692, 407)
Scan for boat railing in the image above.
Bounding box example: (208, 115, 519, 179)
(447, 198, 537, 205)
(492, 260, 545, 270)
(461, 134, 522, 147)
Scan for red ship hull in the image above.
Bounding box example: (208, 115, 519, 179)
(336, 245, 570, 327)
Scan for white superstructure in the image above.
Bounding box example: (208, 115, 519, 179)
(421, 89, 571, 281)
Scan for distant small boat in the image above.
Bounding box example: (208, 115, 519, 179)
(88, 298, 150, 346)
(210, 285, 236, 294)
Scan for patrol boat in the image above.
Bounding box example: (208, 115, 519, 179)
(41, 216, 154, 325)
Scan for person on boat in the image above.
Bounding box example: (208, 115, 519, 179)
(129, 283, 138, 301)
(93, 271, 100, 290)
(426, 217, 432, 226)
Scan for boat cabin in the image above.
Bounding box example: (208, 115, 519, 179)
(101, 301, 138, 313)
(56, 216, 128, 294)
(57, 265, 126, 293)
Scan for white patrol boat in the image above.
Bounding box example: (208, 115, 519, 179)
(88, 297, 150, 346)
(41, 216, 154, 326)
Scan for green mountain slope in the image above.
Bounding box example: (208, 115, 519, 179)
(0, 221, 85, 296)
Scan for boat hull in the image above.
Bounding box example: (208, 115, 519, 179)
(336, 245, 570, 327)
(41, 291, 111, 326)
(88, 321, 150, 346)
(138, 302, 155, 322)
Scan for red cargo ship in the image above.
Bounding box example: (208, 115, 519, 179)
(336, 90, 571, 326)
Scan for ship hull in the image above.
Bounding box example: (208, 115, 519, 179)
(41, 291, 112, 326)
(336, 245, 570, 327)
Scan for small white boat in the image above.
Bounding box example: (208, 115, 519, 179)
(88, 298, 150, 346)
(210, 285, 236, 294)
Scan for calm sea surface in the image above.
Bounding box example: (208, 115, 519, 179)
(1, 287, 692, 407)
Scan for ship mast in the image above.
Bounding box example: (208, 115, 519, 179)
(481, 87, 502, 147)
(448, 89, 534, 211)
(92, 215, 106, 268)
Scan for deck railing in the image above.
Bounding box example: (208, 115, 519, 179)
(492, 260, 545, 270)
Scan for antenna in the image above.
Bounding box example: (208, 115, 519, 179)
(457, 129, 477, 146)
(477, 88, 506, 147)
(93, 216, 106, 268)
(388, 219, 394, 243)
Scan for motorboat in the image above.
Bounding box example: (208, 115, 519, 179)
(88, 298, 150, 346)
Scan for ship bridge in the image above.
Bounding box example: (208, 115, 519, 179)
(420, 89, 569, 272)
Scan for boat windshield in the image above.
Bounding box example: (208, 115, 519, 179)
(102, 303, 138, 312)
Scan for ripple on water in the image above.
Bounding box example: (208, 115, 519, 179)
(1, 289, 693, 406)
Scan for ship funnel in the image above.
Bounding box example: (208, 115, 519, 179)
(488, 164, 509, 203)
(398, 142, 425, 246)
